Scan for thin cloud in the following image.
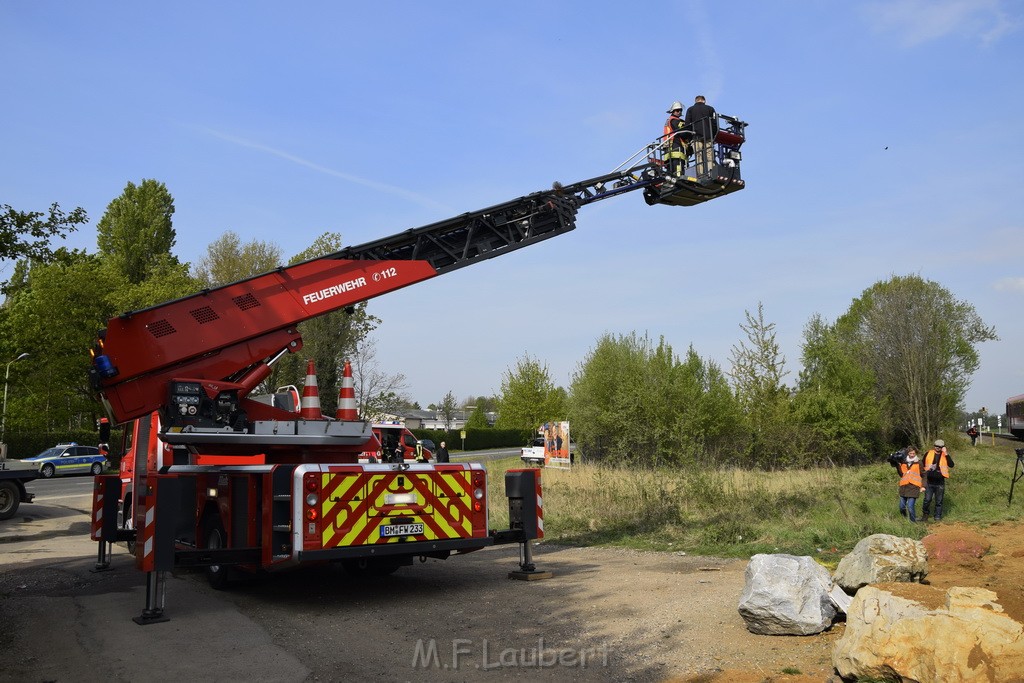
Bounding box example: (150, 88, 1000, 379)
(864, 0, 1021, 47)
(198, 127, 452, 213)
(994, 276, 1024, 292)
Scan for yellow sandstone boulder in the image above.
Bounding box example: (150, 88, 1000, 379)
(833, 584, 1024, 682)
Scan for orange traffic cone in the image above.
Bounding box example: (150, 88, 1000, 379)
(335, 360, 359, 421)
(299, 359, 322, 420)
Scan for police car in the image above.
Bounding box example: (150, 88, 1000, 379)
(23, 443, 109, 478)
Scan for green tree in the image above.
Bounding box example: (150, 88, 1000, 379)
(568, 333, 738, 465)
(728, 303, 796, 467)
(674, 345, 742, 461)
(105, 255, 198, 314)
(1, 202, 88, 287)
(436, 390, 458, 430)
(0, 250, 116, 433)
(468, 395, 497, 412)
(833, 275, 996, 448)
(792, 313, 883, 463)
(96, 179, 176, 284)
(193, 231, 282, 288)
(495, 354, 565, 431)
(465, 404, 490, 429)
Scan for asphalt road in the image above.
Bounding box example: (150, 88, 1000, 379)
(23, 472, 97, 502)
(452, 447, 520, 463)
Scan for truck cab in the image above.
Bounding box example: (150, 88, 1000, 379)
(364, 423, 431, 462)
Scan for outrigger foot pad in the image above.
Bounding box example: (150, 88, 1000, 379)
(508, 568, 554, 581)
(132, 609, 170, 625)
(508, 540, 553, 580)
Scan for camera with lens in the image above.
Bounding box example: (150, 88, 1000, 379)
(1015, 447, 1024, 461)
(887, 448, 908, 467)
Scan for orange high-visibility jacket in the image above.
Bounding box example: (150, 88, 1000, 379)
(925, 449, 950, 478)
(899, 461, 923, 487)
(663, 115, 687, 151)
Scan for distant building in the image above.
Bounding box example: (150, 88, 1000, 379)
(378, 409, 468, 431)
(376, 408, 497, 430)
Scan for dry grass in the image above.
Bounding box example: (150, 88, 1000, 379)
(482, 443, 1024, 558)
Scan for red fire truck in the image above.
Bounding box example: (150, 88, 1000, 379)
(88, 116, 747, 622)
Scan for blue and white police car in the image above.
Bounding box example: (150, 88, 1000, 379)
(23, 443, 109, 478)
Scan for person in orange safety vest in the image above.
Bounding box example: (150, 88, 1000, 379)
(897, 448, 925, 522)
(922, 439, 955, 521)
(662, 101, 691, 177)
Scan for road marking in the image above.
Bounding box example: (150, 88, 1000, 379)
(31, 493, 93, 502)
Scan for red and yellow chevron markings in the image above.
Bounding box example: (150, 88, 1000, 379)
(317, 467, 477, 549)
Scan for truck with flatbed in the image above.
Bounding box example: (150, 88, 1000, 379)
(0, 459, 38, 520)
(87, 111, 747, 622)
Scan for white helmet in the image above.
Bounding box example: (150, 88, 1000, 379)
(667, 101, 683, 113)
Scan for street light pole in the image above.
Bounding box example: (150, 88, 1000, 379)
(1, 352, 30, 459)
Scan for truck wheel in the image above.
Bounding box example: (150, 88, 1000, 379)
(90, 462, 103, 475)
(204, 518, 232, 590)
(120, 498, 137, 555)
(41, 463, 55, 478)
(0, 481, 20, 520)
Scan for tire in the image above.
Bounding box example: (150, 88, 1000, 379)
(0, 480, 20, 521)
(204, 518, 232, 590)
(90, 462, 103, 476)
(41, 463, 55, 479)
(120, 498, 137, 555)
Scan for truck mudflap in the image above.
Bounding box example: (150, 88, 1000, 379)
(296, 463, 491, 558)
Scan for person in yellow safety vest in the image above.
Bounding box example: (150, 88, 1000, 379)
(663, 101, 691, 177)
(922, 439, 955, 521)
(415, 440, 427, 462)
(897, 448, 925, 522)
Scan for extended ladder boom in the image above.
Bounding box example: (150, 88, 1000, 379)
(90, 118, 746, 426)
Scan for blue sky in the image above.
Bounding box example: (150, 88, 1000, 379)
(3, 1, 1022, 417)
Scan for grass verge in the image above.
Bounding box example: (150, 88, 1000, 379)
(485, 442, 1024, 561)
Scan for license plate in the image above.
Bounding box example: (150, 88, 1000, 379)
(380, 523, 424, 538)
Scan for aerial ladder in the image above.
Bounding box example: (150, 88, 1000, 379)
(88, 113, 747, 622)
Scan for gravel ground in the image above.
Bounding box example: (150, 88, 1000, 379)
(0, 517, 839, 682)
